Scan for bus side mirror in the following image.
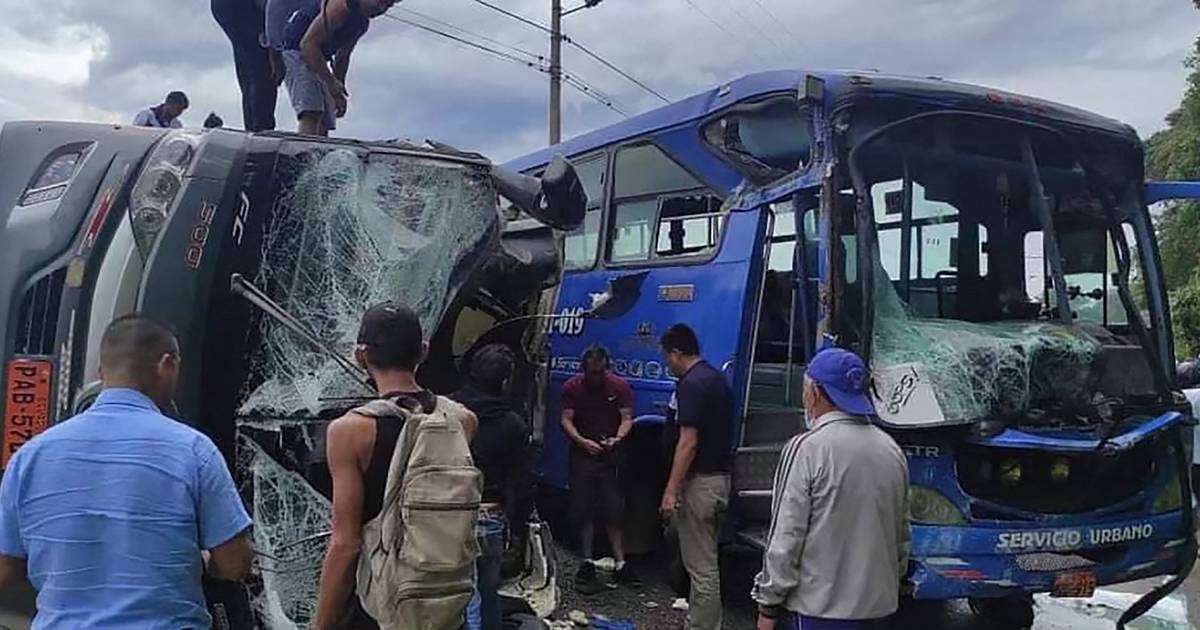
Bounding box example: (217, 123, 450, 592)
(491, 155, 587, 231)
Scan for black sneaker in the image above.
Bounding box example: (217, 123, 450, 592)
(614, 563, 639, 586)
(575, 561, 604, 595)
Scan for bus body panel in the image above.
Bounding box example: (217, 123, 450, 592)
(508, 70, 1195, 604)
(542, 208, 767, 490)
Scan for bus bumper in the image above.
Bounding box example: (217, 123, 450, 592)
(909, 511, 1191, 599)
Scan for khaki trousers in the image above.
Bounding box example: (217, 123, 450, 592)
(674, 473, 730, 630)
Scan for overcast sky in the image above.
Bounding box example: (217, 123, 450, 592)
(2, 0, 1198, 162)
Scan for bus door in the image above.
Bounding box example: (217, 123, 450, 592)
(542, 141, 769, 550)
(732, 191, 820, 547)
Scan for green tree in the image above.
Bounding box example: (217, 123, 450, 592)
(1147, 35, 1200, 358)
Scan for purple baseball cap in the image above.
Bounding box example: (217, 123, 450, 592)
(806, 347, 875, 416)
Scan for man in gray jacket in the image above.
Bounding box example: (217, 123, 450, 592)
(752, 347, 910, 630)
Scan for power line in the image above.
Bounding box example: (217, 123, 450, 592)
(748, 0, 800, 41)
(680, 0, 770, 66)
(724, 0, 790, 62)
(382, 12, 627, 118)
(382, 13, 539, 68)
(563, 73, 629, 116)
(466, 0, 668, 105)
(396, 7, 543, 61)
(561, 36, 669, 103)
(468, 0, 552, 34)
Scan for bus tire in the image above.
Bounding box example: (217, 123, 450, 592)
(968, 594, 1034, 629)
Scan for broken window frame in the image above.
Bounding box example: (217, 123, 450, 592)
(603, 141, 726, 267)
(840, 110, 1164, 369)
(700, 93, 817, 185)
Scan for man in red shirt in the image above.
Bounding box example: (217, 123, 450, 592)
(561, 344, 635, 592)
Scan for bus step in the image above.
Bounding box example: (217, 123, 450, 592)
(741, 409, 804, 446)
(735, 524, 769, 550)
(734, 444, 783, 494)
(736, 489, 774, 522)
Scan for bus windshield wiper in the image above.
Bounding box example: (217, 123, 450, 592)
(229, 273, 373, 393)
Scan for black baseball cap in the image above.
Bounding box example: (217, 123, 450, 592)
(357, 302, 422, 347)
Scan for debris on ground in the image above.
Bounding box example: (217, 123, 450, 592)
(567, 610, 589, 626)
(1033, 590, 1189, 629)
(671, 598, 689, 611)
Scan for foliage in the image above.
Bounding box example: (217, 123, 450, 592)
(1147, 36, 1200, 358)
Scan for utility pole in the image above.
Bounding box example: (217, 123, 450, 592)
(548, 0, 602, 145)
(549, 0, 562, 145)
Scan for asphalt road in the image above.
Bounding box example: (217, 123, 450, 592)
(554, 544, 1198, 630)
(0, 551, 1194, 629)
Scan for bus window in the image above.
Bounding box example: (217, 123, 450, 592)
(574, 153, 606, 203)
(564, 210, 601, 269)
(702, 96, 813, 184)
(562, 154, 606, 270)
(1047, 224, 1146, 327)
(656, 195, 722, 256)
(611, 199, 658, 262)
(607, 143, 722, 263)
(612, 144, 699, 198)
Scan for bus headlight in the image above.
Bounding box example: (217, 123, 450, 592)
(1151, 474, 1183, 514)
(910, 486, 967, 525)
(1049, 457, 1070, 484)
(999, 458, 1021, 486)
(129, 131, 200, 257)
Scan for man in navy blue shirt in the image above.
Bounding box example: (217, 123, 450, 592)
(659, 323, 733, 630)
(0, 314, 253, 629)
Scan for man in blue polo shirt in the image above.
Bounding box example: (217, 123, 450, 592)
(0, 314, 253, 629)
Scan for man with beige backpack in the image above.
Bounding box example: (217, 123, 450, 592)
(315, 302, 481, 630)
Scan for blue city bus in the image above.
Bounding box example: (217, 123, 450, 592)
(507, 70, 1200, 618)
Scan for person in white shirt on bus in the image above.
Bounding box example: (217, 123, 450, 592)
(132, 91, 189, 129)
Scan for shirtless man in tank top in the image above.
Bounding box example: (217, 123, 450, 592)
(314, 303, 477, 629)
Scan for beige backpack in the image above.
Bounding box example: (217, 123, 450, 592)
(352, 395, 482, 630)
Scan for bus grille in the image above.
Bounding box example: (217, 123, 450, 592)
(956, 442, 1154, 515)
(14, 268, 67, 355)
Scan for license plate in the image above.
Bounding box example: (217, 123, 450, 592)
(1052, 570, 1097, 598)
(4, 359, 53, 467)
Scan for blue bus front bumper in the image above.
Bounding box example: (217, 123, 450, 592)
(909, 510, 1190, 599)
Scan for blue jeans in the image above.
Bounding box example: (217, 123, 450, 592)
(466, 510, 507, 630)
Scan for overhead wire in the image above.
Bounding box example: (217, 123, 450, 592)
(395, 6, 544, 61)
(679, 0, 771, 66)
(560, 35, 669, 103)
(466, 0, 669, 104)
(723, 0, 791, 62)
(748, 0, 800, 41)
(468, 0, 552, 34)
(382, 11, 629, 117)
(382, 13, 540, 69)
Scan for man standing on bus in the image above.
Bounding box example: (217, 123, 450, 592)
(560, 344, 635, 593)
(752, 347, 910, 630)
(659, 324, 733, 630)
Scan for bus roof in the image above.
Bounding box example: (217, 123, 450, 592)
(504, 69, 1135, 173)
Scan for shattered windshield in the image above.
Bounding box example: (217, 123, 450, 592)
(240, 144, 499, 419)
(844, 113, 1160, 425)
(235, 142, 500, 627)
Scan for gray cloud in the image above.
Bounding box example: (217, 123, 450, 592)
(0, 0, 1197, 161)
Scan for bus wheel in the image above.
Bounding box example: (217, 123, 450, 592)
(968, 594, 1034, 629)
